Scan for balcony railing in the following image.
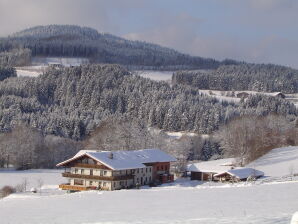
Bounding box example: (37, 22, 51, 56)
(59, 184, 110, 191)
(59, 184, 91, 191)
(73, 163, 109, 169)
(62, 172, 134, 181)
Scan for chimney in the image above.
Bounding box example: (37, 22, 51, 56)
(109, 152, 113, 159)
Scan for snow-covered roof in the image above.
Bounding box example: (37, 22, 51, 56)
(57, 149, 177, 170)
(187, 158, 236, 173)
(214, 168, 264, 179)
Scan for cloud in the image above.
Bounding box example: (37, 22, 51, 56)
(0, 0, 297, 68)
(249, 0, 296, 10)
(0, 0, 122, 36)
(124, 12, 202, 54)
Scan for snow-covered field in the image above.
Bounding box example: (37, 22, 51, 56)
(16, 57, 90, 77)
(135, 70, 173, 81)
(199, 89, 298, 107)
(32, 57, 89, 67)
(0, 169, 64, 189)
(16, 65, 46, 77)
(0, 176, 297, 224)
(2, 146, 298, 223)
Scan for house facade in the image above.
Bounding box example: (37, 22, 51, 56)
(57, 149, 176, 191)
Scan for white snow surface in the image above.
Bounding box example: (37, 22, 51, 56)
(58, 149, 177, 170)
(32, 57, 89, 67)
(16, 69, 41, 77)
(247, 146, 298, 177)
(165, 131, 199, 139)
(135, 70, 173, 81)
(0, 169, 64, 189)
(0, 176, 298, 223)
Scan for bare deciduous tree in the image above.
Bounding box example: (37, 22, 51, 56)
(215, 114, 297, 165)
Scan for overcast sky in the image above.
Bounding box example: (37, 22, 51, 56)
(1, 0, 298, 68)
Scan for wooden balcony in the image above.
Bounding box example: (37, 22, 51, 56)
(59, 184, 91, 191)
(73, 163, 109, 169)
(62, 172, 134, 181)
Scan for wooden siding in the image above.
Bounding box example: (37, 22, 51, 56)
(62, 172, 134, 181)
(73, 163, 110, 169)
(191, 171, 215, 181)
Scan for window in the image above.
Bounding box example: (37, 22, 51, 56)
(90, 169, 93, 176)
(100, 170, 103, 176)
(146, 168, 148, 172)
(149, 167, 152, 172)
(75, 168, 78, 174)
(137, 169, 139, 173)
(74, 179, 84, 185)
(141, 168, 143, 173)
(81, 169, 84, 174)
(165, 165, 168, 170)
(89, 181, 93, 186)
(103, 182, 107, 187)
(103, 171, 107, 176)
(161, 165, 163, 170)
(114, 182, 116, 187)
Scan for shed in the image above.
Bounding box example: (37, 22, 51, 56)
(187, 158, 236, 181)
(214, 167, 264, 182)
(236, 92, 250, 99)
(273, 92, 286, 99)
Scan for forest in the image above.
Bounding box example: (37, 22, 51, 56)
(0, 63, 296, 169)
(173, 63, 298, 93)
(0, 64, 296, 140)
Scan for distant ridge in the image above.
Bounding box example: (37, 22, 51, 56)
(0, 24, 237, 70)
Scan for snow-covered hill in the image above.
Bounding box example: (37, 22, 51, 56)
(247, 146, 298, 177)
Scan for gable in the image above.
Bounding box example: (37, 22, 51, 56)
(57, 154, 111, 170)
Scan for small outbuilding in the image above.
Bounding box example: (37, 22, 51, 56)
(236, 92, 250, 99)
(187, 159, 264, 182)
(214, 167, 264, 182)
(187, 158, 236, 181)
(272, 92, 286, 99)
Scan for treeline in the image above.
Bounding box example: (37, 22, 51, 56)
(173, 63, 298, 93)
(0, 25, 231, 69)
(0, 117, 219, 169)
(0, 124, 81, 169)
(0, 67, 16, 81)
(215, 114, 298, 165)
(0, 48, 31, 67)
(0, 64, 296, 141)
